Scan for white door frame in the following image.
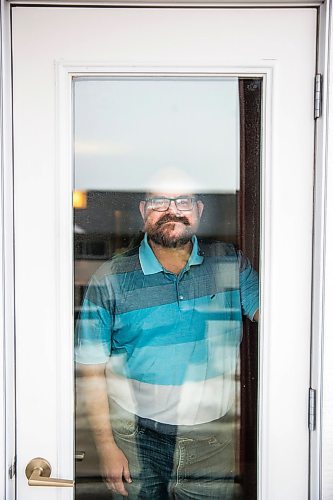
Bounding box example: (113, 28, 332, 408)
(311, 1, 333, 498)
(1, 1, 332, 499)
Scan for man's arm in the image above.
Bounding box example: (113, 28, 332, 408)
(238, 251, 260, 321)
(77, 363, 132, 497)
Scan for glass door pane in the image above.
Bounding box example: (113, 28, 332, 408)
(73, 76, 261, 499)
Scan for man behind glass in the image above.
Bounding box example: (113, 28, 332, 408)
(75, 187, 259, 499)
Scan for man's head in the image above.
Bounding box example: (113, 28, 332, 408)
(139, 192, 204, 248)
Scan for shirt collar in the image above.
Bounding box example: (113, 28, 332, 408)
(139, 233, 204, 276)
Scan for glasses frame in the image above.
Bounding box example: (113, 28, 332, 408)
(144, 196, 197, 212)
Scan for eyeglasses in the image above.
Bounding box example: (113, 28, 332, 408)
(145, 196, 196, 212)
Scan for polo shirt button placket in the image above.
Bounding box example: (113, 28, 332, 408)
(176, 278, 184, 306)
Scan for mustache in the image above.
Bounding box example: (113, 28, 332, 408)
(155, 214, 190, 227)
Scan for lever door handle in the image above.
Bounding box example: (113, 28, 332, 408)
(75, 450, 85, 461)
(25, 457, 74, 487)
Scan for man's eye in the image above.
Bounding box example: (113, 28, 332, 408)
(177, 198, 191, 207)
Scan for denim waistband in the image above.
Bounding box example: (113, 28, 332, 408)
(137, 414, 229, 437)
(137, 416, 178, 436)
(110, 399, 229, 437)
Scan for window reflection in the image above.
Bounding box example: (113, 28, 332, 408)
(74, 77, 261, 500)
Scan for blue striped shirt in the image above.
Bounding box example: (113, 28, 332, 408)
(75, 235, 259, 425)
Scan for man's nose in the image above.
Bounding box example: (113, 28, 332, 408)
(167, 200, 180, 213)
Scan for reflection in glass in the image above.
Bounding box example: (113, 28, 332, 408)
(74, 77, 261, 499)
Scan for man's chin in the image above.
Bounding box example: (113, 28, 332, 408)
(149, 232, 192, 249)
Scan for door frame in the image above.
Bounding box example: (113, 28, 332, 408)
(311, 2, 333, 499)
(1, 1, 332, 499)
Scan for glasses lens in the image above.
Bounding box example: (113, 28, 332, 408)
(175, 197, 194, 211)
(149, 198, 170, 211)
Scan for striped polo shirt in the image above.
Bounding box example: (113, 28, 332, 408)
(75, 234, 259, 425)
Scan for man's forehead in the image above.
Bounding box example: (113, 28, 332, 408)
(143, 167, 200, 195)
(146, 192, 195, 199)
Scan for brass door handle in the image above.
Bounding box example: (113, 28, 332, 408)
(25, 457, 74, 487)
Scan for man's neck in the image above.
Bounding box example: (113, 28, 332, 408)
(148, 239, 193, 275)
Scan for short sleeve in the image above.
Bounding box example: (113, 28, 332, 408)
(75, 276, 113, 364)
(238, 251, 259, 321)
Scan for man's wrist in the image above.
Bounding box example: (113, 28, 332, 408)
(96, 439, 120, 456)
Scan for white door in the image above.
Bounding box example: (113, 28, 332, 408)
(11, 6, 316, 500)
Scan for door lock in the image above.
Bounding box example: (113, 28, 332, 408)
(25, 457, 74, 487)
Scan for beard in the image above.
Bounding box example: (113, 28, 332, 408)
(145, 213, 194, 248)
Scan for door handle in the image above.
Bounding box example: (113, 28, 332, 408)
(25, 457, 74, 487)
(75, 450, 85, 461)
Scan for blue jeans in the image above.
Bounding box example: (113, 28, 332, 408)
(111, 406, 241, 499)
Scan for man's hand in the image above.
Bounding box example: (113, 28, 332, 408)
(99, 442, 132, 497)
(77, 363, 133, 496)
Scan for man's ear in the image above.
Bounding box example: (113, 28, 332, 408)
(139, 201, 146, 220)
(197, 200, 204, 218)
